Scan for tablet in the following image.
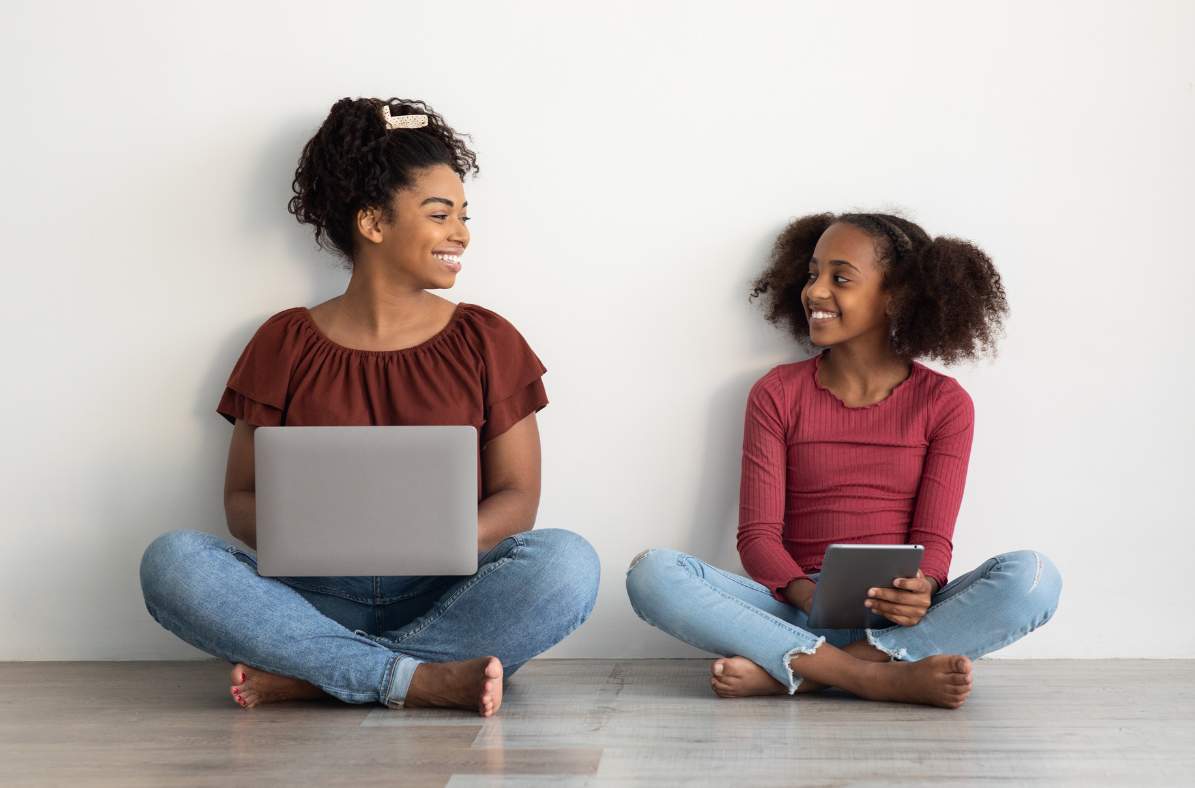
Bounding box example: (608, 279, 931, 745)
(806, 544, 924, 629)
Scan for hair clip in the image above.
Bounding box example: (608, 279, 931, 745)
(382, 105, 428, 130)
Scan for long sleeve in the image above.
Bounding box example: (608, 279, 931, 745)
(908, 380, 975, 587)
(737, 370, 807, 601)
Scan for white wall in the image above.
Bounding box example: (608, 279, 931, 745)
(2, 1, 1191, 660)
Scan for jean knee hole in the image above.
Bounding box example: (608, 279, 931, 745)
(628, 549, 653, 573)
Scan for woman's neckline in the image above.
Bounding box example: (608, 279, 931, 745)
(298, 301, 466, 357)
(812, 351, 919, 410)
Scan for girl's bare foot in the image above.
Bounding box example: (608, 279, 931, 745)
(797, 640, 892, 693)
(710, 639, 893, 698)
(710, 656, 786, 698)
(404, 656, 503, 717)
(858, 655, 974, 709)
(229, 664, 326, 709)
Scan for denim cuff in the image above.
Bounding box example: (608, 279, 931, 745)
(382, 654, 423, 708)
(782, 636, 826, 693)
(865, 624, 934, 662)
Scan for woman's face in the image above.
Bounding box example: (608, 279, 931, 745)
(802, 222, 892, 348)
(371, 163, 471, 290)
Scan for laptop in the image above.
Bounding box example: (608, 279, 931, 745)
(253, 426, 478, 577)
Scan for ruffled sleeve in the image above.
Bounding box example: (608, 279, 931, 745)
(216, 309, 304, 427)
(462, 306, 549, 446)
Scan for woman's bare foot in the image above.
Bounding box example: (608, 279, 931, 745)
(858, 655, 974, 709)
(710, 656, 786, 698)
(229, 664, 326, 709)
(404, 656, 503, 717)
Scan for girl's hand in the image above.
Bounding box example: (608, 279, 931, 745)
(864, 570, 935, 626)
(783, 577, 816, 615)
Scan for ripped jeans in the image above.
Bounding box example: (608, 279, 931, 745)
(625, 549, 1062, 693)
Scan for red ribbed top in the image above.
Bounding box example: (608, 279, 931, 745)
(737, 352, 974, 600)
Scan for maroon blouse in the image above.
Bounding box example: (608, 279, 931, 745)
(217, 303, 548, 492)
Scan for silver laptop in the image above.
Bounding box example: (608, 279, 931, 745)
(254, 426, 478, 577)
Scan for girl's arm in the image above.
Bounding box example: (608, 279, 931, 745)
(908, 383, 975, 589)
(478, 412, 542, 552)
(737, 371, 808, 604)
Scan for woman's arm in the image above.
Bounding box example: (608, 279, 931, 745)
(223, 419, 258, 549)
(223, 413, 541, 554)
(477, 412, 542, 552)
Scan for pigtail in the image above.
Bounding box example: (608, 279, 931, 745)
(750, 213, 835, 340)
(890, 236, 1008, 363)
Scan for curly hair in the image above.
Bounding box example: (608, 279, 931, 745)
(288, 97, 479, 261)
(749, 212, 1009, 364)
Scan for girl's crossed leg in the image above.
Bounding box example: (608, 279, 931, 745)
(625, 548, 1061, 708)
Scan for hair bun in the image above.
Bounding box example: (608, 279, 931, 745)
(288, 96, 479, 261)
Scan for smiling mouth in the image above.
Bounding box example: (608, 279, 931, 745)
(810, 310, 839, 321)
(433, 253, 462, 272)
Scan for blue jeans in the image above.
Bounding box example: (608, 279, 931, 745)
(140, 528, 600, 707)
(625, 548, 1062, 693)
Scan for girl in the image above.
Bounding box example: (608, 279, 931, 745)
(625, 212, 1061, 709)
(140, 97, 600, 716)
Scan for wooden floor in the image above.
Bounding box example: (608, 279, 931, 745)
(1, 659, 1192, 786)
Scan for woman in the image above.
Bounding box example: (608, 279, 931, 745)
(140, 97, 600, 716)
(625, 213, 1061, 709)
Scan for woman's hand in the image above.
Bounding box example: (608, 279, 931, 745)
(864, 570, 936, 627)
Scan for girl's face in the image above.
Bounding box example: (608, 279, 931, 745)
(802, 222, 892, 348)
(368, 163, 471, 290)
